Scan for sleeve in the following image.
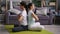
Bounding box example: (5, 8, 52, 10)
(21, 11, 25, 17)
(30, 11, 34, 14)
(8, 8, 21, 15)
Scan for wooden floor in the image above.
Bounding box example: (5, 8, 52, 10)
(0, 24, 9, 34)
(44, 25, 60, 34)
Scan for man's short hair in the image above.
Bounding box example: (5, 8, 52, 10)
(20, 1, 26, 8)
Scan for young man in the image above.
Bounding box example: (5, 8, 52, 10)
(9, 1, 28, 32)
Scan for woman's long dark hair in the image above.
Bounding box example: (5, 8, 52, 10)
(27, 3, 37, 14)
(27, 3, 33, 9)
(27, 3, 34, 14)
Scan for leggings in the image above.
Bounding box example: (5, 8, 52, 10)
(28, 22, 44, 30)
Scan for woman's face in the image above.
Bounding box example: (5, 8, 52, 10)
(31, 4, 35, 10)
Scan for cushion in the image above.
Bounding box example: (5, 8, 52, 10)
(36, 7, 49, 15)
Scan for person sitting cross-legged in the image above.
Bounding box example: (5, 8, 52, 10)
(9, 1, 28, 32)
(27, 3, 44, 30)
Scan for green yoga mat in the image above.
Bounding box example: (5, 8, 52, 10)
(5, 25, 53, 34)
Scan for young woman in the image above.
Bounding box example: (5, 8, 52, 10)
(12, 1, 28, 32)
(28, 3, 44, 30)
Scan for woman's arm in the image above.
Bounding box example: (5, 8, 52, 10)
(32, 12, 39, 21)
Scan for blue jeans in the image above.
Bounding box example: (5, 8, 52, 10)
(14, 21, 20, 27)
(12, 25, 28, 32)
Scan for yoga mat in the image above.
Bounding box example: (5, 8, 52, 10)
(5, 25, 53, 34)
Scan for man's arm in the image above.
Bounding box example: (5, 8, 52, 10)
(18, 15, 23, 22)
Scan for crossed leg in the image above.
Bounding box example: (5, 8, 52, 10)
(28, 22, 44, 30)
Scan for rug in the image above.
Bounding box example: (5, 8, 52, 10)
(5, 25, 53, 34)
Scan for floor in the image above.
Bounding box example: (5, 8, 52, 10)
(44, 25, 60, 34)
(0, 24, 9, 34)
(0, 24, 60, 34)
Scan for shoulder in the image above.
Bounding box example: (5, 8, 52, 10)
(28, 10, 33, 13)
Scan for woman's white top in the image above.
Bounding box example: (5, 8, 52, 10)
(28, 10, 35, 25)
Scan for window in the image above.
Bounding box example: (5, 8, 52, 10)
(50, 0, 56, 2)
(32, 0, 41, 7)
(6, 0, 20, 10)
(0, 0, 6, 14)
(12, 2, 20, 7)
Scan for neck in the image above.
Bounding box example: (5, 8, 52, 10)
(21, 8, 25, 11)
(29, 8, 33, 11)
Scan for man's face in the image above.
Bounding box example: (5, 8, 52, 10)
(20, 5, 24, 10)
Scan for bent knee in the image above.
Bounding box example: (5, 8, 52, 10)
(28, 26, 43, 30)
